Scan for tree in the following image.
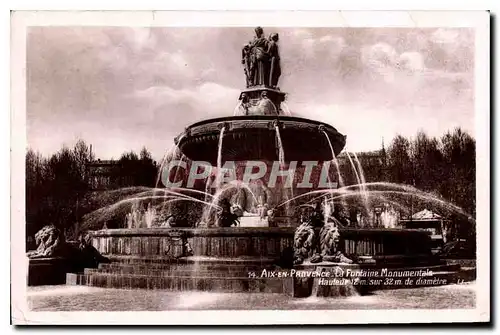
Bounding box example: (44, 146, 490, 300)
(73, 139, 95, 183)
(439, 128, 476, 216)
(139, 147, 158, 187)
(139, 147, 152, 162)
(25, 140, 94, 239)
(410, 131, 444, 192)
(387, 135, 412, 185)
(118, 148, 158, 187)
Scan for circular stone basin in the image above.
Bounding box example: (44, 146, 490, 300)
(89, 227, 435, 261)
(175, 116, 346, 165)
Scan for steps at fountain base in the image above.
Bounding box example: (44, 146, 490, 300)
(85, 267, 262, 278)
(68, 256, 292, 293)
(67, 272, 292, 293)
(100, 256, 276, 270)
(95, 256, 279, 277)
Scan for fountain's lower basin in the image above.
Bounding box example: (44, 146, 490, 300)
(63, 227, 467, 295)
(89, 227, 437, 261)
(90, 227, 295, 259)
(175, 115, 346, 165)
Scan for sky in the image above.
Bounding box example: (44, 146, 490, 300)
(26, 27, 474, 161)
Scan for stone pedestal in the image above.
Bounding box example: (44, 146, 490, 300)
(236, 87, 287, 116)
(28, 257, 73, 286)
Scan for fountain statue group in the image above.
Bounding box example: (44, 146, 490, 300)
(242, 27, 281, 89)
(293, 201, 353, 265)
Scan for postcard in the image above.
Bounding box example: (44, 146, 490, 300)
(11, 10, 490, 325)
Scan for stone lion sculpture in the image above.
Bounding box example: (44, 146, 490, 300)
(293, 221, 316, 265)
(293, 221, 354, 265)
(319, 222, 353, 263)
(319, 222, 340, 256)
(27, 225, 65, 259)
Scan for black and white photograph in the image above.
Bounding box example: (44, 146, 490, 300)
(10, 10, 490, 325)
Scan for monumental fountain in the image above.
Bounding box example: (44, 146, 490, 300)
(29, 27, 474, 297)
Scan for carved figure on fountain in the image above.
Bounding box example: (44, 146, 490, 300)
(242, 27, 267, 87)
(236, 93, 251, 115)
(292, 203, 354, 265)
(318, 223, 353, 263)
(229, 187, 248, 212)
(27, 225, 65, 259)
(241, 45, 253, 88)
(267, 33, 281, 88)
(293, 223, 313, 264)
(319, 223, 340, 255)
(241, 27, 282, 89)
(333, 204, 351, 227)
(27, 226, 110, 286)
(267, 208, 277, 227)
(257, 196, 269, 221)
(217, 198, 240, 227)
(237, 89, 282, 116)
(162, 230, 194, 258)
(293, 217, 318, 265)
(254, 91, 278, 115)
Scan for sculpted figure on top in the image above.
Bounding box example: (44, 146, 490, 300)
(242, 27, 281, 89)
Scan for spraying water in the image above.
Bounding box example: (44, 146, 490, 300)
(352, 152, 368, 197)
(173, 155, 186, 187)
(233, 100, 244, 116)
(328, 190, 474, 221)
(152, 135, 186, 221)
(194, 125, 222, 270)
(345, 151, 362, 189)
(280, 102, 293, 116)
(200, 180, 261, 225)
(344, 150, 370, 225)
(217, 126, 226, 189)
(322, 130, 345, 203)
(275, 124, 294, 217)
(352, 151, 370, 222)
(143, 203, 157, 228)
(275, 125, 285, 166)
(330, 156, 344, 187)
(204, 174, 213, 203)
(84, 188, 216, 229)
(274, 182, 474, 225)
(323, 197, 330, 225)
(352, 151, 367, 187)
(211, 180, 260, 207)
(276, 189, 343, 209)
(167, 187, 213, 199)
(155, 134, 185, 189)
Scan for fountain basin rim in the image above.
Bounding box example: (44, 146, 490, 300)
(90, 227, 295, 237)
(182, 115, 344, 131)
(90, 227, 432, 238)
(175, 115, 347, 164)
(104, 255, 280, 265)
